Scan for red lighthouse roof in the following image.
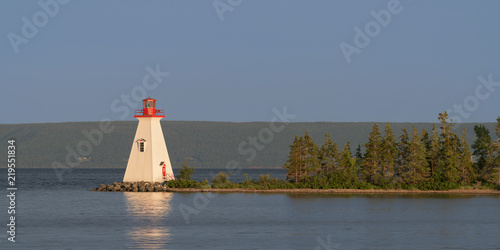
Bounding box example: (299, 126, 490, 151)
(134, 97, 165, 118)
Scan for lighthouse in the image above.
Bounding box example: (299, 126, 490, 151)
(123, 97, 175, 183)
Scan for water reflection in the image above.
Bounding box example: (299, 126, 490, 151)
(124, 192, 174, 249)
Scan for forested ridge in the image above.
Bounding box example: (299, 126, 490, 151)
(0, 119, 497, 170)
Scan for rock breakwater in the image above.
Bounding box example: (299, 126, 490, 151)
(91, 181, 168, 192)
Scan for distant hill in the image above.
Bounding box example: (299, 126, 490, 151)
(0, 121, 497, 169)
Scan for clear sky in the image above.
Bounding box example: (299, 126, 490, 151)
(1, 0, 499, 124)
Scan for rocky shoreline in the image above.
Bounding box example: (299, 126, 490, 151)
(91, 182, 500, 194)
(91, 182, 169, 192)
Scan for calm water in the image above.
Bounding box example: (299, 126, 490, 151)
(1, 169, 500, 249)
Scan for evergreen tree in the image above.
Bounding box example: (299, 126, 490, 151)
(400, 127, 429, 185)
(284, 135, 303, 183)
(396, 128, 410, 182)
(435, 112, 461, 183)
(483, 117, 500, 185)
(354, 144, 363, 175)
(361, 123, 383, 184)
(494, 117, 500, 184)
(381, 123, 397, 184)
(471, 125, 492, 170)
(421, 128, 430, 151)
(319, 133, 338, 175)
(302, 132, 320, 180)
(338, 141, 358, 181)
(495, 117, 500, 160)
(496, 117, 500, 139)
(458, 128, 476, 185)
(426, 124, 440, 179)
(490, 117, 500, 166)
(355, 144, 363, 161)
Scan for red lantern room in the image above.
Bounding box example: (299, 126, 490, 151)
(134, 97, 165, 118)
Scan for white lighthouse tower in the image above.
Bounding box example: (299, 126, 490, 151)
(123, 97, 175, 183)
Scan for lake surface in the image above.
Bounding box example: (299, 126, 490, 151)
(1, 169, 500, 249)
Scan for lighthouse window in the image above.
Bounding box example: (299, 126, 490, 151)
(139, 142, 144, 152)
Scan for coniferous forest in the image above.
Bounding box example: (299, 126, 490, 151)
(283, 113, 500, 190)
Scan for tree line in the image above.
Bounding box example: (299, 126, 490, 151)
(284, 112, 500, 190)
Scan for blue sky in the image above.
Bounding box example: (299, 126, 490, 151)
(1, 0, 499, 124)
